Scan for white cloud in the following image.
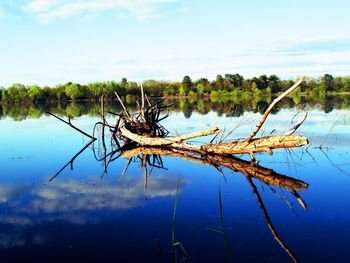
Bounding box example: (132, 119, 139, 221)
(22, 0, 180, 22)
(2, 36, 350, 86)
(25, 0, 58, 12)
(56, 40, 350, 84)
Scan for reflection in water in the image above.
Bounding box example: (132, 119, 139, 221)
(1, 100, 349, 262)
(246, 177, 298, 262)
(45, 139, 308, 262)
(1, 94, 350, 121)
(0, 175, 182, 253)
(120, 147, 308, 263)
(0, 175, 181, 224)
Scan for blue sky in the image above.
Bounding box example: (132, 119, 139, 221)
(0, 0, 350, 86)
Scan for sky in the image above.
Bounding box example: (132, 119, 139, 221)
(0, 0, 350, 87)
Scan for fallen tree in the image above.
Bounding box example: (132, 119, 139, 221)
(112, 77, 308, 159)
(47, 77, 308, 161)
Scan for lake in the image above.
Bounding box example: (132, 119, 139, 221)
(0, 97, 349, 262)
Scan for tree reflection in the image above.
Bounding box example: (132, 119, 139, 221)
(1, 95, 349, 120)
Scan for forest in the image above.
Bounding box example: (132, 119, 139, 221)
(1, 73, 349, 103)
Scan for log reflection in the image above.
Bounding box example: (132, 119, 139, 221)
(121, 147, 308, 193)
(121, 147, 308, 262)
(50, 144, 308, 263)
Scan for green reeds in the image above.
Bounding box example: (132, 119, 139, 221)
(171, 180, 189, 262)
(206, 188, 232, 261)
(171, 180, 180, 245)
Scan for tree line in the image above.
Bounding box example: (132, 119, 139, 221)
(1, 93, 349, 121)
(1, 74, 349, 103)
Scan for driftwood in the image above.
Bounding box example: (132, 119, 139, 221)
(113, 77, 308, 159)
(121, 128, 307, 155)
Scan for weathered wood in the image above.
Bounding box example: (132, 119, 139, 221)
(120, 126, 219, 146)
(114, 91, 131, 119)
(169, 127, 220, 142)
(201, 135, 308, 154)
(120, 127, 308, 155)
(140, 84, 146, 122)
(120, 127, 174, 146)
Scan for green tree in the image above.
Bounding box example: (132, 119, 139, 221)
(195, 78, 209, 86)
(0, 87, 3, 101)
(27, 85, 44, 101)
(1, 89, 9, 102)
(224, 73, 244, 87)
(6, 83, 28, 102)
(65, 83, 85, 100)
(340, 77, 350, 92)
(251, 82, 258, 92)
(164, 82, 178, 95)
(268, 75, 281, 93)
(53, 85, 68, 100)
(121, 78, 128, 87)
(215, 74, 224, 90)
(321, 74, 334, 92)
(196, 83, 204, 95)
(181, 75, 193, 95)
(251, 76, 268, 90)
(203, 83, 212, 94)
(128, 81, 140, 95)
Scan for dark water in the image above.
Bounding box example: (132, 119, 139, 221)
(0, 98, 349, 262)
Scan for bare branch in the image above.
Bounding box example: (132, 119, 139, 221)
(284, 112, 308, 136)
(245, 77, 305, 142)
(114, 91, 131, 118)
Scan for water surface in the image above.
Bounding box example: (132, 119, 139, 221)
(0, 98, 349, 262)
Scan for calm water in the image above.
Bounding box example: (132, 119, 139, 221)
(0, 98, 350, 262)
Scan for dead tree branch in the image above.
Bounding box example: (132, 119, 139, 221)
(245, 77, 305, 142)
(112, 77, 308, 158)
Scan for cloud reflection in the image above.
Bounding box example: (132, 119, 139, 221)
(0, 174, 182, 225)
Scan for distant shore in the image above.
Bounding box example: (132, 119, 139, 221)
(1, 74, 349, 104)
